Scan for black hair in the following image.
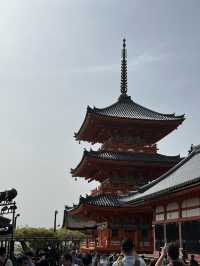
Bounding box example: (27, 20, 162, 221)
(167, 243, 185, 266)
(167, 243, 179, 260)
(0, 247, 6, 256)
(25, 251, 34, 257)
(16, 255, 29, 265)
(63, 253, 73, 263)
(121, 239, 134, 255)
(82, 254, 92, 266)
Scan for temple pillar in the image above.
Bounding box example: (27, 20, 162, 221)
(164, 223, 167, 243)
(164, 204, 167, 243)
(134, 229, 139, 250)
(178, 221, 182, 249)
(152, 224, 156, 252)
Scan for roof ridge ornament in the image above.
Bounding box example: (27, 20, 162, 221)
(120, 38, 128, 95)
(188, 144, 200, 154)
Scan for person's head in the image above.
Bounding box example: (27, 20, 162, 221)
(0, 247, 6, 257)
(17, 256, 29, 266)
(71, 250, 76, 257)
(25, 251, 34, 261)
(121, 239, 135, 256)
(167, 243, 186, 266)
(96, 253, 100, 259)
(167, 243, 179, 261)
(108, 255, 114, 263)
(62, 253, 73, 266)
(113, 253, 117, 261)
(38, 250, 46, 261)
(82, 254, 92, 266)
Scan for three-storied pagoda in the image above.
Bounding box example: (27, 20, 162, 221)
(64, 39, 185, 253)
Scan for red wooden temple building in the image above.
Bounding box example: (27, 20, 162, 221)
(62, 39, 200, 255)
(124, 144, 200, 257)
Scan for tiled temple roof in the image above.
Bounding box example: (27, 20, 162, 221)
(88, 94, 185, 121)
(86, 150, 181, 163)
(71, 150, 181, 179)
(69, 145, 200, 210)
(80, 194, 121, 207)
(122, 144, 200, 203)
(75, 39, 185, 144)
(63, 207, 96, 230)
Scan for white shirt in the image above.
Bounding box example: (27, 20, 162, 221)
(5, 259, 13, 266)
(113, 256, 146, 266)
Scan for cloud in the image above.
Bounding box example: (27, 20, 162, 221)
(129, 53, 165, 70)
(67, 52, 165, 75)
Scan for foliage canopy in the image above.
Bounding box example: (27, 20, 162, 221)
(14, 226, 85, 252)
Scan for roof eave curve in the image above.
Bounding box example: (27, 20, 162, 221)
(74, 106, 93, 141)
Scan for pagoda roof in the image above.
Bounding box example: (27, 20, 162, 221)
(65, 193, 137, 221)
(75, 94, 184, 144)
(63, 207, 96, 230)
(83, 149, 180, 162)
(67, 145, 200, 214)
(79, 194, 121, 208)
(71, 149, 181, 180)
(75, 39, 184, 144)
(90, 94, 184, 121)
(67, 142, 200, 217)
(122, 144, 200, 203)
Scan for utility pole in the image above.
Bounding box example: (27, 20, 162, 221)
(10, 202, 17, 259)
(54, 210, 58, 233)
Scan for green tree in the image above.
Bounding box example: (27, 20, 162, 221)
(15, 226, 85, 253)
(15, 227, 55, 252)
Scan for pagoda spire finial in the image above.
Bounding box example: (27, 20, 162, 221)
(120, 38, 128, 95)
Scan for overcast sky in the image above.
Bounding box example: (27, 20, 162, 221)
(0, 1, 199, 227)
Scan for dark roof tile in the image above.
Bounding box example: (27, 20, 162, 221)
(64, 212, 96, 230)
(86, 150, 181, 163)
(122, 144, 200, 203)
(89, 94, 184, 121)
(81, 194, 120, 207)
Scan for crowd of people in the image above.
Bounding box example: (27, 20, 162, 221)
(0, 240, 199, 266)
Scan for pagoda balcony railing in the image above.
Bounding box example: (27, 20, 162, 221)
(88, 241, 95, 246)
(96, 240, 121, 248)
(80, 240, 87, 248)
(81, 239, 97, 248)
(139, 241, 151, 247)
(91, 185, 134, 196)
(80, 239, 152, 252)
(80, 240, 96, 249)
(110, 240, 121, 246)
(102, 142, 158, 154)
